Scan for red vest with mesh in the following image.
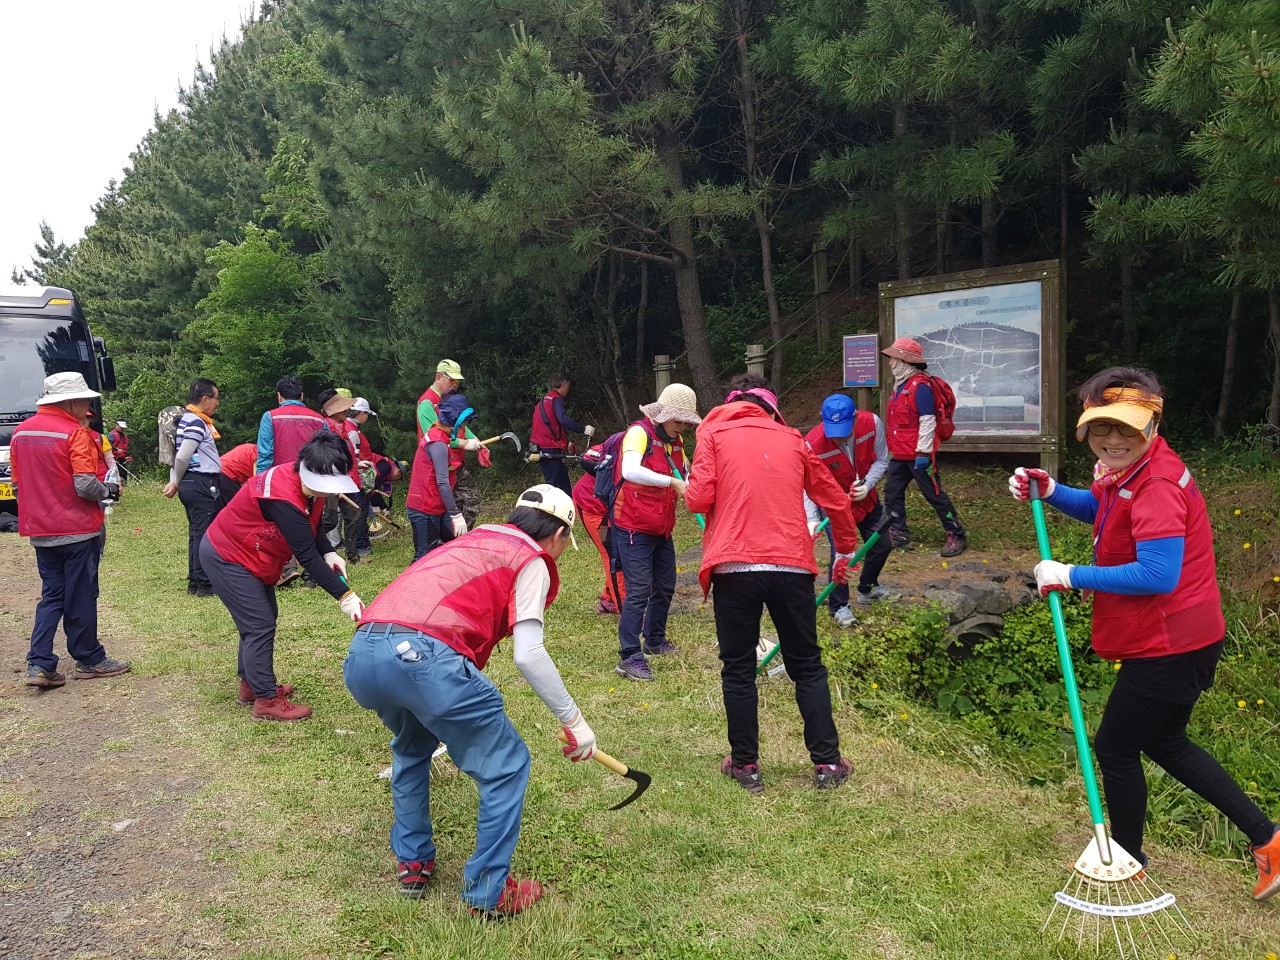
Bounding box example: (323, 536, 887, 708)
(886, 374, 934, 459)
(108, 429, 129, 458)
(359, 524, 560, 669)
(1088, 438, 1225, 660)
(530, 392, 566, 451)
(10, 409, 104, 538)
(267, 404, 327, 467)
(612, 419, 683, 537)
(804, 411, 880, 523)
(205, 464, 323, 583)
(339, 419, 363, 487)
(416, 386, 441, 442)
(405, 424, 464, 515)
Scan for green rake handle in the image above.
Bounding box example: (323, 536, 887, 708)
(665, 458, 706, 531)
(1028, 480, 1111, 860)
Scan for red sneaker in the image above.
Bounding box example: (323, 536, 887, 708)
(251, 696, 311, 722)
(1251, 826, 1280, 901)
(467, 876, 544, 918)
(398, 859, 435, 899)
(238, 679, 296, 706)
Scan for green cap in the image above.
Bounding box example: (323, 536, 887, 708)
(437, 359, 465, 381)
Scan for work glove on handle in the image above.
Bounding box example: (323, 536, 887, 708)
(832, 553, 855, 585)
(450, 514, 468, 539)
(1009, 467, 1055, 503)
(477, 446, 493, 468)
(1033, 559, 1073, 597)
(324, 551, 347, 578)
(850, 481, 871, 502)
(339, 591, 365, 621)
(584, 424, 596, 438)
(462, 437, 482, 452)
(807, 520, 820, 538)
(560, 709, 596, 762)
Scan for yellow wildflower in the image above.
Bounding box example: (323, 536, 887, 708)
(871, 682, 879, 689)
(1244, 543, 1252, 550)
(1234, 509, 1242, 516)
(1237, 700, 1248, 709)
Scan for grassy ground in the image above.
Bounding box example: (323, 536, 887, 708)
(91, 469, 1279, 960)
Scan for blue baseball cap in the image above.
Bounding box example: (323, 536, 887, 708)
(821, 394, 856, 438)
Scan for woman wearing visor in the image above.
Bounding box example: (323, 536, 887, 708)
(1009, 366, 1278, 900)
(201, 432, 366, 722)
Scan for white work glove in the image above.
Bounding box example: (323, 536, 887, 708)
(1009, 467, 1055, 503)
(850, 481, 871, 502)
(560, 709, 597, 762)
(584, 424, 596, 438)
(1033, 560, 1074, 597)
(756, 635, 774, 663)
(807, 520, 820, 537)
(324, 551, 347, 578)
(339, 591, 365, 621)
(463, 437, 482, 452)
(450, 513, 468, 538)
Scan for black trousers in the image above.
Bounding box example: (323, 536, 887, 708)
(711, 571, 841, 768)
(320, 494, 362, 560)
(179, 473, 232, 590)
(819, 500, 894, 609)
(883, 459, 963, 537)
(1094, 674, 1274, 858)
(538, 456, 572, 497)
(200, 535, 281, 699)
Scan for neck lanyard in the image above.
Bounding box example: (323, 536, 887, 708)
(1092, 457, 1152, 563)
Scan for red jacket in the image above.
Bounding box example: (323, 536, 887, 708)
(530, 391, 567, 451)
(360, 524, 559, 669)
(804, 411, 881, 523)
(1088, 437, 1225, 660)
(267, 404, 327, 466)
(886, 374, 934, 460)
(220, 443, 258, 485)
(10, 407, 104, 538)
(405, 424, 463, 515)
(685, 402, 859, 597)
(613, 419, 683, 537)
(206, 464, 324, 584)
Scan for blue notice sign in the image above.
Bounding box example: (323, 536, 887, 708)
(843, 334, 879, 388)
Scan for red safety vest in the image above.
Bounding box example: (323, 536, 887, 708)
(530, 391, 566, 451)
(108, 429, 129, 458)
(1088, 438, 1225, 660)
(206, 464, 324, 584)
(405, 424, 464, 515)
(360, 524, 559, 669)
(804, 411, 880, 523)
(886, 373, 935, 460)
(416, 386, 442, 442)
(267, 404, 327, 467)
(10, 409, 104, 539)
(612, 419, 683, 537)
(339, 419, 363, 487)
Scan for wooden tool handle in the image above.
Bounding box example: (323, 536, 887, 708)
(556, 729, 628, 776)
(479, 435, 501, 446)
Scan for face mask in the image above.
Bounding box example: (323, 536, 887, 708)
(889, 358, 915, 381)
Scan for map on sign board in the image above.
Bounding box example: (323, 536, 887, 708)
(892, 280, 1042, 435)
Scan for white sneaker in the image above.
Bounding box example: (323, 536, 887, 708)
(831, 605, 857, 628)
(856, 585, 898, 605)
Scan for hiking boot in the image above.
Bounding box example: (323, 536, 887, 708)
(276, 569, 301, 588)
(194, 584, 217, 598)
(251, 696, 312, 722)
(814, 757, 853, 789)
(856, 585, 899, 605)
(831, 605, 857, 629)
(721, 756, 764, 795)
(643, 639, 678, 656)
(26, 665, 66, 688)
(614, 653, 653, 682)
(1251, 826, 1280, 901)
(467, 876, 544, 919)
(940, 532, 968, 558)
(596, 597, 619, 615)
(398, 859, 435, 899)
(889, 530, 914, 550)
(72, 657, 131, 680)
(238, 679, 296, 706)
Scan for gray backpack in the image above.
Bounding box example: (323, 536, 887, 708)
(158, 406, 183, 466)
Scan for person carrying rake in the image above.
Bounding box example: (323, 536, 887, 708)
(1010, 365, 1279, 901)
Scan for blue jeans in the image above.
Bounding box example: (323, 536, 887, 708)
(27, 535, 107, 671)
(406, 507, 455, 562)
(343, 624, 531, 911)
(614, 527, 676, 659)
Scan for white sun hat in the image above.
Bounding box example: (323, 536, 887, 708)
(36, 372, 101, 405)
(515, 483, 578, 550)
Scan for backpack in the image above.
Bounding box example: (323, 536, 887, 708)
(591, 429, 630, 511)
(922, 375, 956, 442)
(157, 405, 183, 466)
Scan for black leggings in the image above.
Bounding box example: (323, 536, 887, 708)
(1094, 686, 1274, 858)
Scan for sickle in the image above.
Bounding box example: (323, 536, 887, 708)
(556, 732, 652, 809)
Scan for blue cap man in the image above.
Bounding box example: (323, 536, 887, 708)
(821, 394, 856, 439)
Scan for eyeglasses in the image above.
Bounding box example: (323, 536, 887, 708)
(1085, 421, 1143, 438)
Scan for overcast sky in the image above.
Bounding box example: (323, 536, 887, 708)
(1, 0, 253, 284)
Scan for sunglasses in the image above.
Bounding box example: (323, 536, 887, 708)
(1084, 421, 1143, 439)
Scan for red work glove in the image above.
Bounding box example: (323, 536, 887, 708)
(477, 446, 493, 468)
(832, 555, 855, 584)
(1009, 467, 1055, 502)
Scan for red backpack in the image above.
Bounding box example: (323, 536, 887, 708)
(923, 374, 957, 442)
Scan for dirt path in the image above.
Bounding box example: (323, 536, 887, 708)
(0, 535, 227, 960)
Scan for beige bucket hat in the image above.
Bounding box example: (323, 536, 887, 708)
(639, 383, 701, 425)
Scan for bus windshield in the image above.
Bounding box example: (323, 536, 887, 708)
(0, 315, 97, 415)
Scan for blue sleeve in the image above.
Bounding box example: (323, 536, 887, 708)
(1070, 537, 1184, 595)
(1044, 483, 1099, 524)
(256, 411, 274, 474)
(914, 382, 935, 417)
(554, 396, 586, 434)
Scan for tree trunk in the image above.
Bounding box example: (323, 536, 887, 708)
(1213, 283, 1242, 440)
(654, 123, 719, 410)
(634, 260, 648, 375)
(981, 193, 998, 267)
(894, 100, 911, 280)
(935, 203, 949, 275)
(1058, 159, 1069, 264)
(1268, 287, 1280, 441)
(1119, 257, 1137, 362)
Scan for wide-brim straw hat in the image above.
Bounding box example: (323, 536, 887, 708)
(881, 336, 926, 364)
(37, 372, 101, 405)
(322, 395, 356, 417)
(640, 383, 701, 425)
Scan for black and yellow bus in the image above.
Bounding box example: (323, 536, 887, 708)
(0, 287, 116, 514)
